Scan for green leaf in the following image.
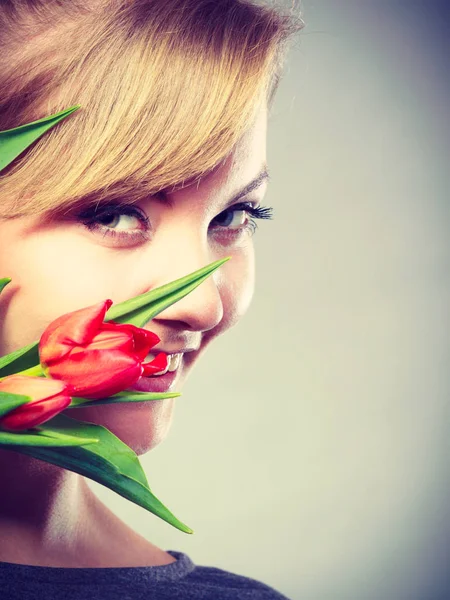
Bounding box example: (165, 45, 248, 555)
(9, 414, 193, 534)
(0, 105, 81, 173)
(106, 257, 230, 327)
(0, 258, 229, 376)
(0, 343, 40, 378)
(0, 278, 11, 295)
(0, 391, 31, 417)
(68, 390, 181, 408)
(0, 427, 98, 447)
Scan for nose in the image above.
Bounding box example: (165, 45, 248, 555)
(155, 269, 224, 332)
(138, 243, 225, 334)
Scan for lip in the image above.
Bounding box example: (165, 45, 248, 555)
(129, 369, 179, 393)
(151, 347, 198, 355)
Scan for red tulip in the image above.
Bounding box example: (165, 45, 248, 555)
(38, 300, 167, 399)
(0, 375, 71, 431)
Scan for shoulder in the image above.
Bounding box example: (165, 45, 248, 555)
(0, 552, 291, 600)
(176, 561, 290, 599)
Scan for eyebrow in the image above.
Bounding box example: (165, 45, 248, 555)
(155, 164, 270, 207)
(227, 165, 271, 205)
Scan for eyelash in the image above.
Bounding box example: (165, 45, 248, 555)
(210, 202, 274, 237)
(78, 203, 151, 244)
(77, 201, 273, 245)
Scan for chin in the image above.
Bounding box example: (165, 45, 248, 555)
(62, 397, 176, 455)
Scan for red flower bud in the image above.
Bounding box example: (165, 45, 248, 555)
(38, 300, 167, 399)
(0, 375, 71, 431)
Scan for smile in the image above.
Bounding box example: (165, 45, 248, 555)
(145, 352, 182, 376)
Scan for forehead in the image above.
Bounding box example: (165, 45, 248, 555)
(228, 102, 268, 176)
(172, 102, 268, 202)
(221, 102, 267, 188)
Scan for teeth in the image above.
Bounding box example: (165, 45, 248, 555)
(153, 366, 169, 376)
(167, 353, 182, 372)
(144, 352, 182, 376)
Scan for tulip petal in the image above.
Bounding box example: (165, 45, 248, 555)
(0, 376, 71, 431)
(39, 300, 113, 364)
(77, 328, 134, 353)
(142, 352, 168, 375)
(47, 350, 142, 399)
(0, 375, 68, 401)
(101, 322, 160, 360)
(131, 327, 160, 360)
(0, 393, 71, 431)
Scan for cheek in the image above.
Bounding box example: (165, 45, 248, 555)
(66, 399, 176, 455)
(217, 244, 255, 332)
(0, 233, 124, 353)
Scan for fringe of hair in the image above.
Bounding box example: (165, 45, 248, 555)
(0, 0, 304, 218)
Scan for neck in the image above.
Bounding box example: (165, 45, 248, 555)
(0, 448, 175, 568)
(0, 448, 90, 565)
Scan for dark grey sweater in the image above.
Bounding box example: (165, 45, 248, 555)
(0, 550, 291, 599)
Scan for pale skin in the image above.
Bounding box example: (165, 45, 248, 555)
(0, 103, 269, 567)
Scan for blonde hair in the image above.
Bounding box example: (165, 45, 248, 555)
(0, 0, 303, 218)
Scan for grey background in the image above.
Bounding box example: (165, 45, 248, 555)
(88, 2, 450, 599)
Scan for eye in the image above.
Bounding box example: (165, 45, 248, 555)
(209, 202, 273, 239)
(76, 202, 150, 247)
(211, 207, 247, 230)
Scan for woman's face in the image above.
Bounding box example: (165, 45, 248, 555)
(0, 103, 268, 454)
